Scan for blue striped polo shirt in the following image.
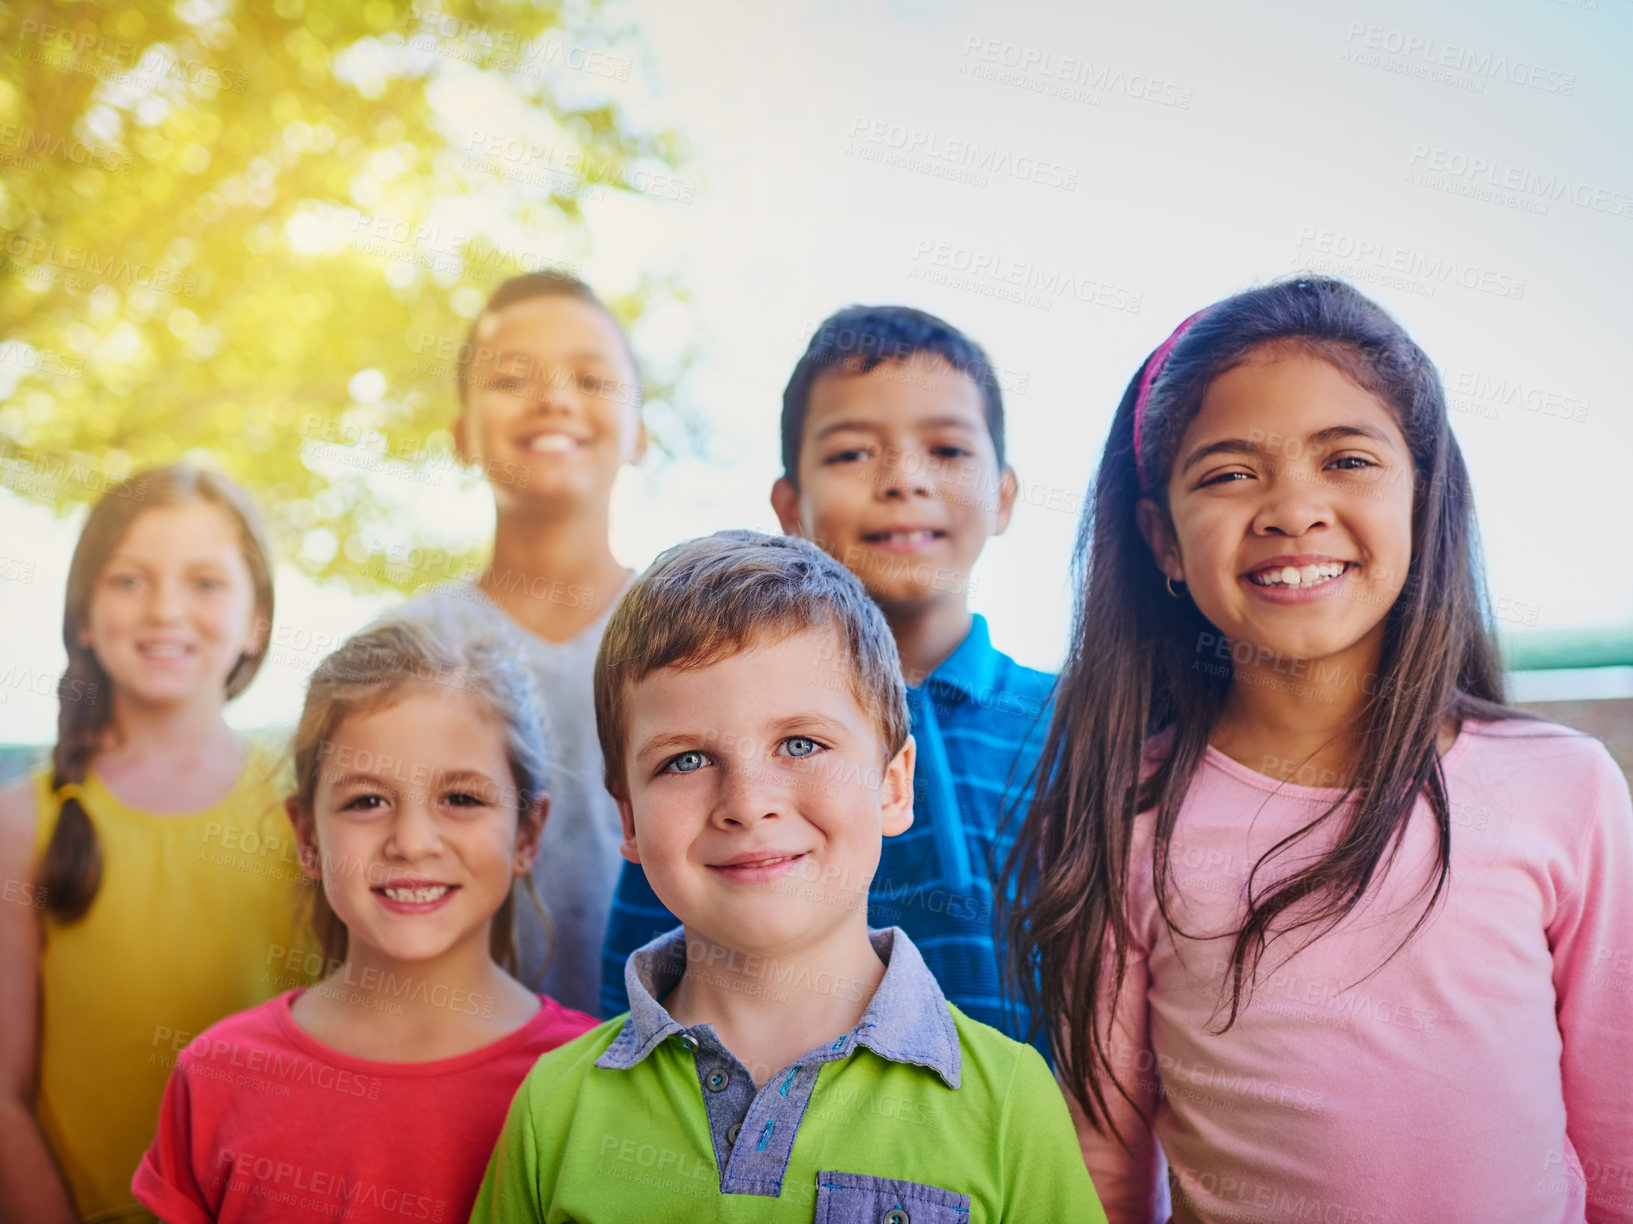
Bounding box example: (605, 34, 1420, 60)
(597, 615, 1054, 1044)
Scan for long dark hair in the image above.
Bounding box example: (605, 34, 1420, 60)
(42, 464, 275, 921)
(1007, 276, 1517, 1139)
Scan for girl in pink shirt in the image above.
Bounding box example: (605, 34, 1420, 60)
(1010, 276, 1633, 1224)
(133, 619, 596, 1223)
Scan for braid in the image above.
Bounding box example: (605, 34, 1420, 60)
(40, 653, 113, 921)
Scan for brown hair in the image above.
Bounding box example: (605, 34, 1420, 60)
(42, 464, 274, 922)
(287, 618, 552, 980)
(456, 270, 641, 408)
(593, 529, 910, 801)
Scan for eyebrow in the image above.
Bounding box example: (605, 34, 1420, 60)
(324, 769, 500, 790)
(487, 349, 620, 370)
(813, 415, 981, 441)
(1179, 424, 1396, 475)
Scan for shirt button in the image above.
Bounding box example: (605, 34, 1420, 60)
(705, 1069, 729, 1092)
(884, 1210, 910, 1224)
(678, 1035, 697, 1052)
(726, 1122, 741, 1145)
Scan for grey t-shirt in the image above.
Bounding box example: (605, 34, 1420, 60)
(393, 578, 630, 1015)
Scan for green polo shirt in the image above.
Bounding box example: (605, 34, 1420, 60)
(471, 926, 1105, 1223)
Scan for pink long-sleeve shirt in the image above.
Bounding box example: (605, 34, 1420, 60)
(1082, 718, 1633, 1224)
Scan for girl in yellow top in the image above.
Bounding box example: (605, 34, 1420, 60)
(0, 464, 310, 1224)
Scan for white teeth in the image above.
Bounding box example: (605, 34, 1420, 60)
(527, 434, 577, 453)
(382, 885, 451, 903)
(877, 531, 935, 543)
(1252, 562, 1347, 588)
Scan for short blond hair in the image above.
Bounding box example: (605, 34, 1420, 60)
(594, 531, 909, 800)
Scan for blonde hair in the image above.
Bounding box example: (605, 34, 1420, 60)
(44, 464, 275, 921)
(594, 530, 909, 801)
(288, 617, 552, 980)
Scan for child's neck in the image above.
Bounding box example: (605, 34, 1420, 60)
(662, 922, 888, 1088)
(92, 694, 245, 811)
(880, 596, 972, 687)
(1214, 639, 1379, 785)
(296, 931, 537, 1062)
(481, 502, 631, 643)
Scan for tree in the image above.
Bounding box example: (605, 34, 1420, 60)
(0, 0, 693, 590)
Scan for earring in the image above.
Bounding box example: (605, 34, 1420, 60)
(1166, 576, 1186, 598)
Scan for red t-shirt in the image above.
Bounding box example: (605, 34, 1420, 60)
(132, 988, 596, 1223)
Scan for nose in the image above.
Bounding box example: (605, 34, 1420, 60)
(1251, 470, 1332, 538)
(874, 444, 934, 501)
(712, 758, 784, 830)
(144, 575, 186, 622)
(384, 796, 444, 862)
(526, 364, 579, 416)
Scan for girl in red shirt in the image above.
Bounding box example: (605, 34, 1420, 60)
(134, 618, 597, 1223)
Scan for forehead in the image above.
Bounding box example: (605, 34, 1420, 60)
(329, 686, 509, 756)
(626, 625, 878, 734)
(110, 501, 246, 564)
(472, 296, 634, 373)
(1187, 352, 1404, 445)
(803, 356, 987, 440)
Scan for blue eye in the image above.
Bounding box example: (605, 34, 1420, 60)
(664, 750, 709, 775)
(783, 737, 820, 758)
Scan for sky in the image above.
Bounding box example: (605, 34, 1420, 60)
(2, 0, 1630, 738)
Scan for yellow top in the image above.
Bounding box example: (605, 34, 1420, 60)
(31, 750, 316, 1223)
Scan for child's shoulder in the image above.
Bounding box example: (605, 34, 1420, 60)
(518, 1014, 629, 1091)
(1453, 714, 1625, 788)
(944, 1002, 1053, 1094)
(172, 991, 294, 1071)
(952, 623, 1055, 727)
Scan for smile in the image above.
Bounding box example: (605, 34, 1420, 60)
(861, 529, 945, 551)
(708, 852, 808, 883)
(136, 642, 192, 657)
(524, 432, 586, 454)
(1247, 562, 1350, 589)
(372, 883, 459, 912)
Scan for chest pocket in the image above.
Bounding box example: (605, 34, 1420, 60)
(815, 1171, 971, 1224)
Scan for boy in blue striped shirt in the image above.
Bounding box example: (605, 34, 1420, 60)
(600, 305, 1052, 1043)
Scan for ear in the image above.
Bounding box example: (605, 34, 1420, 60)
(626, 415, 649, 466)
(616, 796, 641, 865)
(991, 465, 1019, 536)
(879, 735, 916, 838)
(513, 795, 547, 875)
(1135, 497, 1185, 585)
(285, 797, 324, 883)
(244, 613, 270, 659)
(452, 410, 473, 467)
(770, 476, 804, 535)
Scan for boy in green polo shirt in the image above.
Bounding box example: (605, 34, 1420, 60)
(470, 530, 1104, 1223)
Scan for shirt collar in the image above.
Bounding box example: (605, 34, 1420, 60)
(918, 613, 998, 705)
(596, 926, 961, 1088)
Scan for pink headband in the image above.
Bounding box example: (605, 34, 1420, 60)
(1132, 308, 1210, 493)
